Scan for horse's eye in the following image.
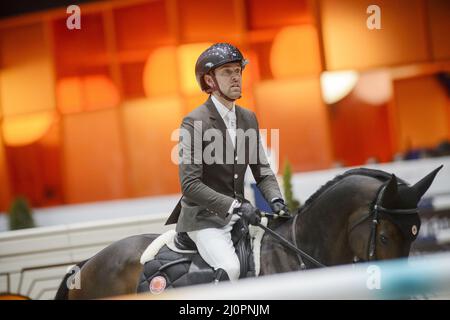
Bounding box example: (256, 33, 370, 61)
(380, 235, 389, 245)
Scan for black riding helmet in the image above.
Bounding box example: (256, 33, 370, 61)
(195, 43, 248, 100)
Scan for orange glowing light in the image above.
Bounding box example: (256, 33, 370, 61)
(270, 25, 322, 79)
(320, 70, 359, 105)
(57, 75, 120, 113)
(2, 111, 55, 146)
(0, 23, 55, 117)
(353, 70, 392, 105)
(56, 77, 83, 113)
(84, 75, 120, 111)
(143, 46, 178, 97)
(177, 43, 212, 95)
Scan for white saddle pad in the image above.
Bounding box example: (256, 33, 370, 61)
(140, 217, 267, 276)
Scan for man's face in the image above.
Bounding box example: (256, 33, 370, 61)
(206, 62, 242, 99)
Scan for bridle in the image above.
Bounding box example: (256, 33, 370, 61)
(347, 182, 419, 262)
(206, 66, 243, 102)
(283, 181, 419, 269)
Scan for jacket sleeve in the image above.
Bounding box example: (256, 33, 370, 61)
(249, 113, 283, 203)
(179, 116, 235, 219)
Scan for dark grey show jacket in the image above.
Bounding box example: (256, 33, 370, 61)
(166, 96, 282, 232)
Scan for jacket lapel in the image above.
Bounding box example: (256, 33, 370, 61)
(235, 105, 249, 163)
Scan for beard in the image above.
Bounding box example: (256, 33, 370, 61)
(227, 85, 242, 99)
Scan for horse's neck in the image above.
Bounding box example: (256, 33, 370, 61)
(295, 203, 356, 266)
(295, 177, 381, 266)
(259, 210, 351, 275)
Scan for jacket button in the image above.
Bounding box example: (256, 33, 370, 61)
(234, 174, 238, 179)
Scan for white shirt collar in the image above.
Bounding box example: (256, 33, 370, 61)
(211, 95, 235, 120)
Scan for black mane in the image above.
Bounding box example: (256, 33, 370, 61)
(299, 167, 406, 213)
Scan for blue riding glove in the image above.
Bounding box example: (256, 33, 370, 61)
(270, 198, 290, 216)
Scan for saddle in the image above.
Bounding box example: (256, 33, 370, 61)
(136, 218, 266, 294)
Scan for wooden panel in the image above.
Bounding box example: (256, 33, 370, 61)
(52, 13, 108, 77)
(321, 0, 430, 70)
(393, 75, 449, 152)
(329, 94, 393, 166)
(0, 23, 55, 116)
(427, 0, 450, 61)
(122, 97, 182, 197)
(113, 0, 173, 52)
(178, 0, 241, 43)
(246, 0, 313, 29)
(120, 61, 146, 99)
(5, 120, 63, 209)
(62, 109, 127, 203)
(254, 78, 333, 172)
(0, 128, 11, 211)
(249, 41, 274, 80)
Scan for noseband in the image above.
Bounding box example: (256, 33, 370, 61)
(348, 182, 419, 262)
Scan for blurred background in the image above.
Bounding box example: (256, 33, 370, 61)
(0, 0, 449, 214)
(0, 0, 449, 300)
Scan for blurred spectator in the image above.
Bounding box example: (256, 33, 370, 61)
(397, 139, 450, 161)
(365, 157, 380, 164)
(434, 140, 450, 157)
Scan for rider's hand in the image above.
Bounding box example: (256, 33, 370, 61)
(270, 198, 290, 216)
(233, 202, 261, 226)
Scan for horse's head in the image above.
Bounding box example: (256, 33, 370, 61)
(348, 165, 442, 262)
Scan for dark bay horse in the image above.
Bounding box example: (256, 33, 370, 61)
(55, 166, 442, 299)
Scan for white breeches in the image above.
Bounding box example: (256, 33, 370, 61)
(187, 214, 241, 282)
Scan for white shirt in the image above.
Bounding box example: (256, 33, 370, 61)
(211, 95, 240, 214)
(211, 95, 236, 148)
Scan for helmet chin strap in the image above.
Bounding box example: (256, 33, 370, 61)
(210, 73, 241, 102)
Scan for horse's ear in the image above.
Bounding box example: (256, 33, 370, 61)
(381, 174, 398, 206)
(386, 174, 398, 192)
(411, 165, 443, 202)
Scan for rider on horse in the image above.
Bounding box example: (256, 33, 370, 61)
(165, 43, 289, 282)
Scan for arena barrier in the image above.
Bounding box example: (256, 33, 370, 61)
(119, 252, 450, 300)
(0, 213, 172, 299)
